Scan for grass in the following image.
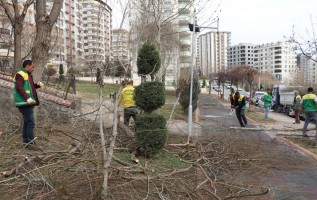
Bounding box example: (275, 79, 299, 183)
(245, 109, 275, 123)
(285, 136, 317, 154)
(154, 103, 185, 120)
(115, 148, 189, 172)
(77, 80, 120, 99)
(77, 81, 185, 119)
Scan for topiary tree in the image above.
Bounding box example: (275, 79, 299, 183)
(137, 42, 161, 81)
(134, 81, 165, 114)
(134, 81, 167, 156)
(135, 114, 167, 156)
(179, 78, 201, 114)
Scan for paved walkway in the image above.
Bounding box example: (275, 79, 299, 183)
(197, 94, 317, 199)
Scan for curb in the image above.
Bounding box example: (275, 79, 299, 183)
(277, 137, 317, 162)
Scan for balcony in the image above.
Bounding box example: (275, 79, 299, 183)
(178, 16, 190, 24)
(179, 51, 191, 57)
(179, 63, 191, 68)
(178, 3, 190, 11)
(180, 39, 191, 46)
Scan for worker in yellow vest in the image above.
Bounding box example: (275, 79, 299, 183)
(234, 92, 248, 127)
(300, 87, 317, 142)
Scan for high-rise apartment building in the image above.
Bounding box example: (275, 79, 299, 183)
(254, 41, 297, 83)
(50, 0, 84, 69)
(298, 54, 317, 84)
(112, 29, 130, 76)
(197, 31, 231, 77)
(178, 0, 194, 81)
(82, 0, 112, 67)
(112, 29, 129, 63)
(227, 43, 255, 67)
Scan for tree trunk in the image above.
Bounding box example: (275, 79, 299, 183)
(12, 22, 23, 76)
(32, 0, 63, 82)
(32, 21, 51, 82)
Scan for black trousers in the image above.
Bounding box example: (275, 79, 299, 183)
(124, 107, 140, 125)
(236, 108, 247, 127)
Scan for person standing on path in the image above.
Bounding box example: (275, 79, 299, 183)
(263, 88, 272, 120)
(234, 92, 248, 127)
(13, 60, 44, 147)
(301, 87, 317, 144)
(293, 90, 302, 124)
(228, 88, 235, 116)
(118, 80, 139, 126)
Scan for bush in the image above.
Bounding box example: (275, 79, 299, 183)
(137, 42, 161, 80)
(134, 81, 165, 114)
(179, 78, 201, 114)
(135, 114, 167, 156)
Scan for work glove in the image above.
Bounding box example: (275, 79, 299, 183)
(37, 82, 44, 88)
(27, 98, 35, 105)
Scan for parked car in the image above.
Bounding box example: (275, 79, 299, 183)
(225, 84, 232, 89)
(236, 89, 250, 101)
(252, 91, 265, 106)
(214, 86, 222, 92)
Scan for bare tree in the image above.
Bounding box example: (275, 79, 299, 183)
(31, 0, 63, 81)
(0, 0, 35, 75)
(227, 67, 243, 90)
(217, 70, 226, 99)
(291, 15, 317, 62)
(241, 65, 258, 97)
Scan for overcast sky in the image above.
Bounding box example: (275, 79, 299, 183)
(203, 0, 317, 45)
(109, 0, 316, 46)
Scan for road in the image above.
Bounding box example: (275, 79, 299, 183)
(198, 95, 317, 199)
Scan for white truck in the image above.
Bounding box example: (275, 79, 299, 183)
(272, 85, 304, 117)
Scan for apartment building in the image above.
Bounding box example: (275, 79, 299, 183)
(112, 29, 129, 62)
(254, 41, 297, 83)
(49, 0, 84, 69)
(178, 0, 194, 81)
(298, 54, 317, 84)
(197, 31, 231, 77)
(82, 0, 112, 68)
(227, 43, 255, 67)
(111, 29, 130, 76)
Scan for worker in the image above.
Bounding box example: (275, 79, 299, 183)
(262, 88, 272, 120)
(293, 90, 301, 124)
(234, 92, 248, 127)
(118, 80, 139, 126)
(229, 88, 235, 116)
(301, 87, 317, 143)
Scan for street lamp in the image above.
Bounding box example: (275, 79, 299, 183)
(187, 12, 219, 143)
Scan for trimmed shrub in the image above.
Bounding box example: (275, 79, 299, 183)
(137, 42, 161, 80)
(179, 78, 201, 114)
(135, 114, 167, 156)
(134, 81, 165, 114)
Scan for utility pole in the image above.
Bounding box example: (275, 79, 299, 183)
(187, 9, 196, 144)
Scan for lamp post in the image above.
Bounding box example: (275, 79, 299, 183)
(187, 14, 219, 144)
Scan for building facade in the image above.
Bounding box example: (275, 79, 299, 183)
(253, 41, 297, 83)
(298, 54, 317, 84)
(197, 31, 231, 77)
(81, 0, 112, 69)
(227, 43, 255, 67)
